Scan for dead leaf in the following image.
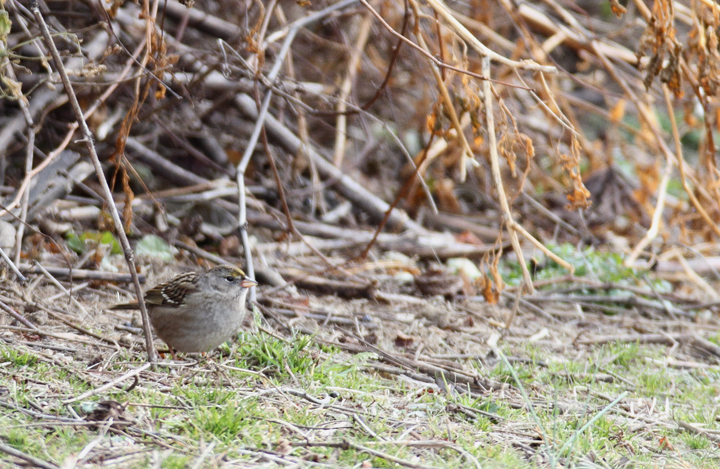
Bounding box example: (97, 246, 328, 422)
(455, 231, 483, 246)
(395, 331, 415, 348)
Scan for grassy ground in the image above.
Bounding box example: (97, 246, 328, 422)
(3, 322, 720, 467)
(2, 252, 720, 468)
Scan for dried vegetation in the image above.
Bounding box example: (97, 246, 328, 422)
(2, 0, 720, 467)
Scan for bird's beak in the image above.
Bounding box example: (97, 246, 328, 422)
(241, 278, 258, 288)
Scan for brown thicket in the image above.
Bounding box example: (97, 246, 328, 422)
(0, 0, 719, 333)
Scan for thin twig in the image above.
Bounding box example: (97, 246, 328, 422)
(0, 324, 119, 349)
(425, 0, 555, 72)
(558, 391, 629, 456)
(357, 132, 437, 260)
(33, 261, 90, 318)
(0, 441, 59, 469)
(297, 439, 441, 469)
(30, 2, 156, 364)
(235, 0, 361, 304)
(0, 245, 26, 283)
(332, 13, 372, 167)
(0, 299, 37, 330)
(415, 30, 474, 181)
(189, 442, 216, 469)
(18, 265, 146, 283)
(0, 35, 35, 269)
(481, 57, 535, 294)
(359, 0, 537, 88)
(63, 363, 152, 404)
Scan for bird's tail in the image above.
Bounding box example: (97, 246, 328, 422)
(108, 303, 139, 310)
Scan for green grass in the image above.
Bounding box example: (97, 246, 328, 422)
(464, 341, 720, 468)
(0, 348, 38, 366)
(4, 329, 720, 468)
(160, 454, 193, 469)
(235, 331, 317, 377)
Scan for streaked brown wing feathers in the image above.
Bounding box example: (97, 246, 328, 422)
(144, 271, 199, 306)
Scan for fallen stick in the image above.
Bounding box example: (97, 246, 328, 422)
(63, 363, 152, 404)
(18, 265, 146, 283)
(234, 93, 425, 233)
(250, 213, 503, 258)
(31, 2, 156, 364)
(0, 442, 59, 469)
(576, 333, 692, 346)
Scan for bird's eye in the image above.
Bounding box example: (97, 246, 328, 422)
(225, 276, 236, 282)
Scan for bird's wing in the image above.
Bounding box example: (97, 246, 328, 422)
(144, 271, 200, 306)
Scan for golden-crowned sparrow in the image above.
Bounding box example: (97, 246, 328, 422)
(110, 265, 258, 353)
